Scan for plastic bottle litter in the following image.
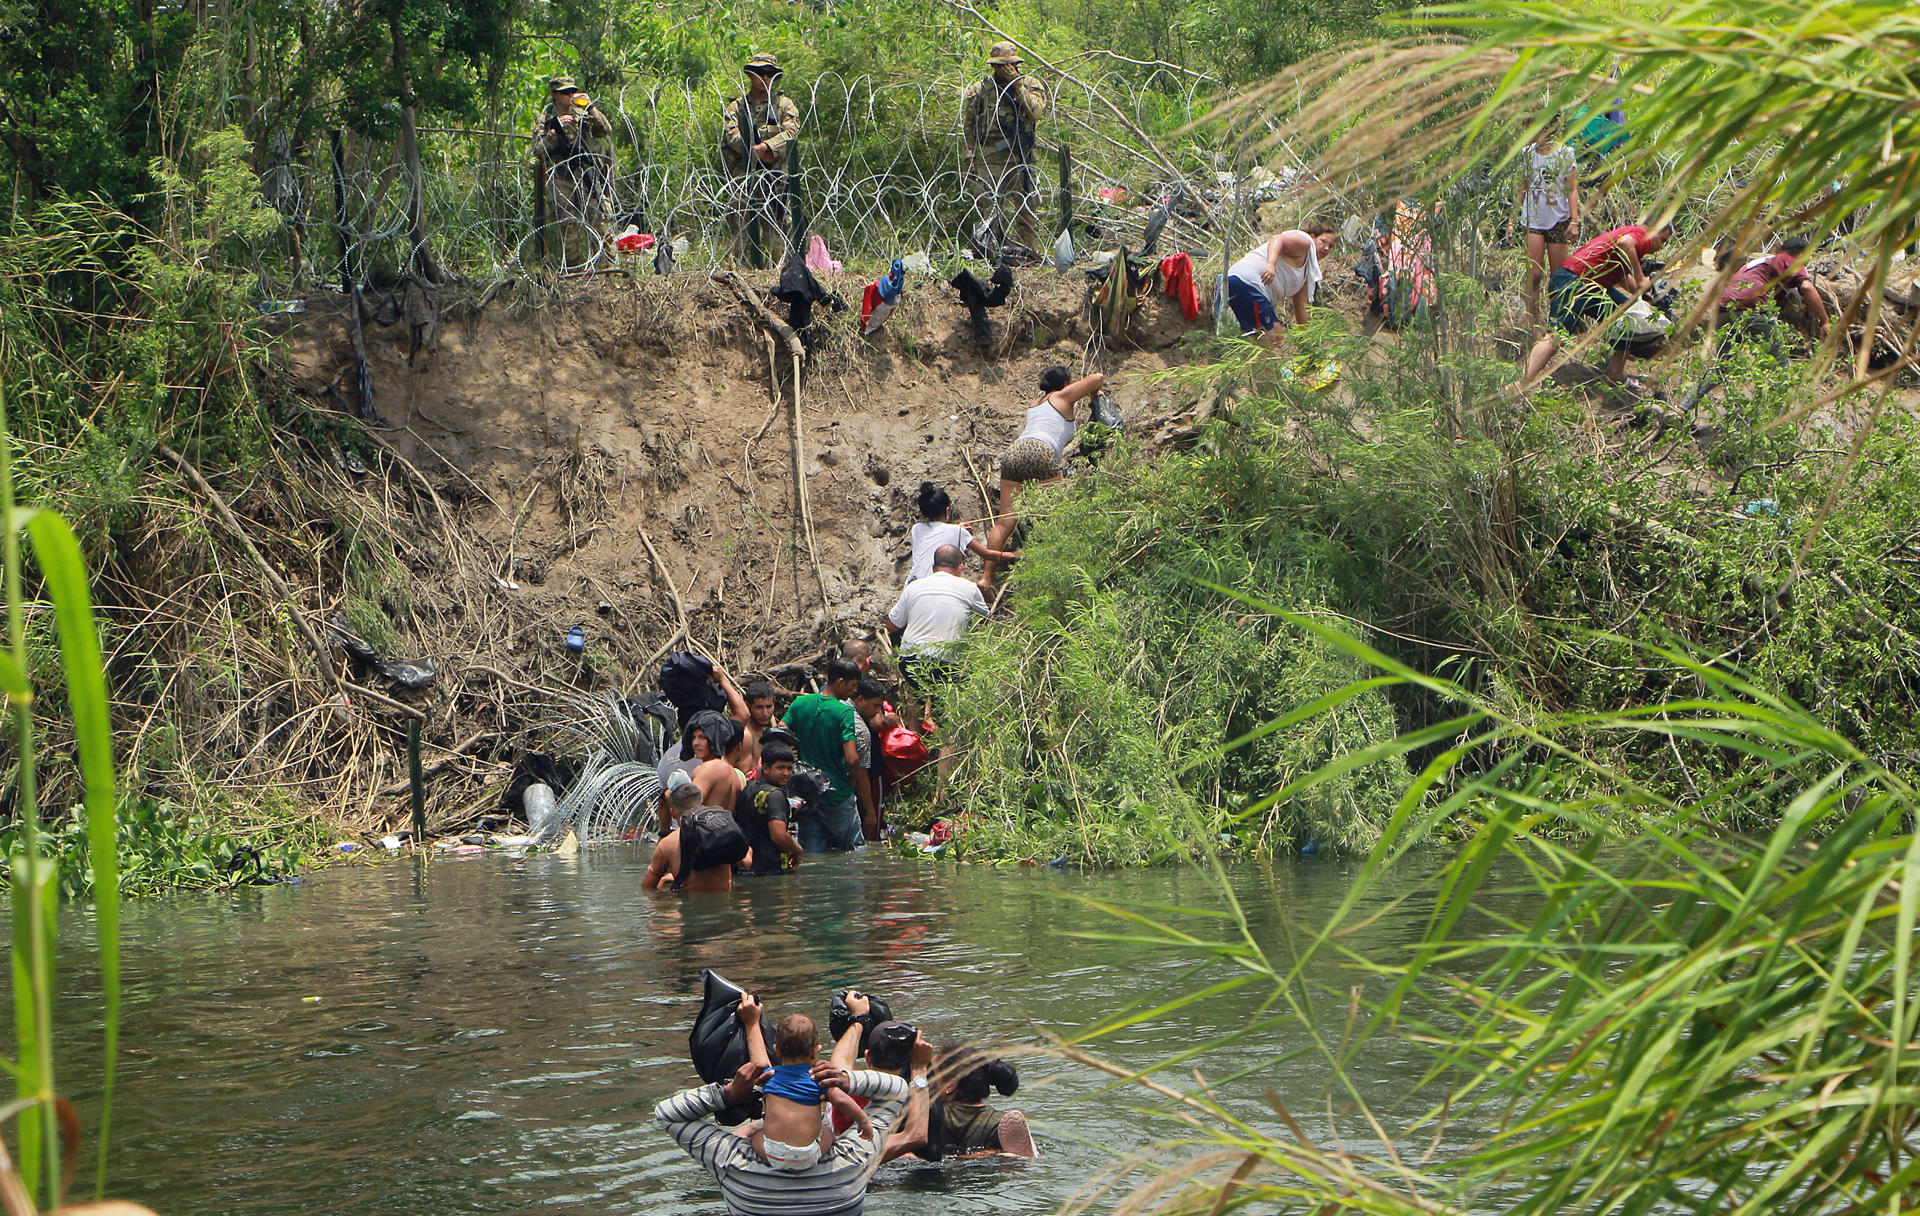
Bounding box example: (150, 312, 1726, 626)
(524, 782, 557, 833)
(334, 841, 359, 853)
(566, 624, 586, 653)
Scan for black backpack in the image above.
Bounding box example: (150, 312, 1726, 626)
(676, 807, 749, 887)
(660, 652, 728, 727)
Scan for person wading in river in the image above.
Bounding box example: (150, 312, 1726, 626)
(644, 774, 743, 893)
(655, 1017, 910, 1216)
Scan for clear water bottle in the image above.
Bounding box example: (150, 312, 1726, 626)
(524, 783, 557, 833)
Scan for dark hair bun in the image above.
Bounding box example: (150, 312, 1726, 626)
(916, 481, 950, 521)
(987, 1058, 1019, 1096)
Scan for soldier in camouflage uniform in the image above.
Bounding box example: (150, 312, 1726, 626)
(961, 41, 1047, 258)
(533, 75, 615, 272)
(721, 52, 802, 268)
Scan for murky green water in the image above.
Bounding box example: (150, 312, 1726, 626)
(40, 848, 1448, 1215)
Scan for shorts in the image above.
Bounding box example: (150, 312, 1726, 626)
(1225, 275, 1278, 335)
(998, 436, 1061, 484)
(761, 1135, 822, 1171)
(1528, 217, 1576, 244)
(1547, 267, 1632, 349)
(799, 794, 863, 852)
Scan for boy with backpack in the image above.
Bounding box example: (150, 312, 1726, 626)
(644, 771, 750, 893)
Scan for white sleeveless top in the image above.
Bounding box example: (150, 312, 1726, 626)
(1019, 398, 1076, 455)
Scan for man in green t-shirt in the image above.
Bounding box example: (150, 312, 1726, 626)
(785, 660, 876, 849)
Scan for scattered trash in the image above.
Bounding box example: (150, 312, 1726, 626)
(492, 574, 520, 591)
(490, 833, 536, 848)
(302, 996, 322, 1003)
(1094, 186, 1129, 205)
(460, 833, 487, 846)
(259, 299, 307, 315)
(1052, 228, 1075, 271)
(555, 830, 580, 858)
(901, 251, 934, 276)
(379, 835, 403, 851)
(566, 623, 586, 654)
(325, 614, 436, 691)
(449, 844, 485, 855)
(806, 234, 842, 275)
(524, 782, 558, 834)
(614, 225, 656, 253)
(861, 259, 906, 335)
(1744, 498, 1781, 518)
(333, 841, 360, 853)
(1089, 394, 1123, 431)
(949, 264, 1013, 351)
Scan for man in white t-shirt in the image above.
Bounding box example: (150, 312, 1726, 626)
(885, 546, 989, 663)
(884, 545, 989, 787)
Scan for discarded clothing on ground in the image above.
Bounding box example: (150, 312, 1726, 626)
(806, 234, 842, 276)
(325, 613, 436, 690)
(615, 693, 679, 766)
(862, 259, 907, 335)
(949, 265, 1014, 350)
(1158, 252, 1200, 321)
(690, 969, 774, 1124)
(775, 247, 832, 336)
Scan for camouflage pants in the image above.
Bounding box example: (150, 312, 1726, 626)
(544, 157, 612, 271)
(969, 154, 1041, 254)
(724, 172, 790, 269)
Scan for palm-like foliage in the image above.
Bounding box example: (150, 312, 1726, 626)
(1217, 1, 1920, 383)
(1073, 595, 1920, 1216)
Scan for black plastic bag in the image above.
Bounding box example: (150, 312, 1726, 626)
(828, 989, 895, 1056)
(660, 651, 728, 727)
(689, 969, 772, 1125)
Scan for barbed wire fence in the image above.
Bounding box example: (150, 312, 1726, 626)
(246, 68, 1327, 293)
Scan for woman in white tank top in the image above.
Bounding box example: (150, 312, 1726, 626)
(981, 364, 1107, 590)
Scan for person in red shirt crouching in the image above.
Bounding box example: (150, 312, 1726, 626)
(1522, 220, 1673, 389)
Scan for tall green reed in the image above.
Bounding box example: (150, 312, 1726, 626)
(0, 377, 120, 1209)
(1074, 585, 1920, 1216)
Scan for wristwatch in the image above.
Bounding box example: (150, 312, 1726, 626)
(909, 1075, 929, 1091)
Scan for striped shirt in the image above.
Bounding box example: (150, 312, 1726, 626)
(654, 1071, 910, 1216)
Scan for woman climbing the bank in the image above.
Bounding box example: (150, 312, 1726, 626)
(981, 365, 1106, 590)
(911, 482, 1019, 588)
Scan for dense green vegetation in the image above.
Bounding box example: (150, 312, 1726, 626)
(934, 287, 1920, 863)
(3, 0, 1919, 883)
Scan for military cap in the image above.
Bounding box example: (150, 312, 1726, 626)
(547, 76, 581, 93)
(987, 41, 1023, 65)
(744, 52, 783, 76)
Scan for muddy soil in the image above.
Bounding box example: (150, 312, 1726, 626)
(281, 268, 1211, 746)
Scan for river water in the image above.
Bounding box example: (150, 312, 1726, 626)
(44, 847, 1445, 1215)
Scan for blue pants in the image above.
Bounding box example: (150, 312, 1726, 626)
(1226, 275, 1278, 335)
(800, 795, 863, 852)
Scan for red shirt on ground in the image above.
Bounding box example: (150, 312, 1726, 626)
(1560, 225, 1653, 289)
(1722, 252, 1809, 311)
